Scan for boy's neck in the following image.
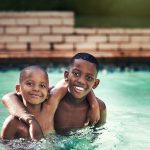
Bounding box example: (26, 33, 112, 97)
(66, 92, 87, 105)
(27, 104, 42, 115)
(23, 99, 42, 114)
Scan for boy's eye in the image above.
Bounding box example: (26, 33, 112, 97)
(26, 82, 33, 86)
(72, 71, 80, 77)
(40, 84, 47, 88)
(86, 76, 94, 81)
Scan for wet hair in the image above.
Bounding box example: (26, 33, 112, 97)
(69, 52, 99, 73)
(19, 65, 48, 83)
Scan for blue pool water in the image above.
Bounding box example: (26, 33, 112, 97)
(0, 68, 150, 150)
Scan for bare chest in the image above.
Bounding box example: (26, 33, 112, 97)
(33, 109, 54, 134)
(54, 100, 89, 130)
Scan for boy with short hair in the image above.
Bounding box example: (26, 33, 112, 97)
(54, 53, 106, 133)
(1, 65, 68, 139)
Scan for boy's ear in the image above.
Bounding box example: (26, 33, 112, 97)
(16, 84, 21, 95)
(64, 70, 69, 82)
(92, 79, 100, 89)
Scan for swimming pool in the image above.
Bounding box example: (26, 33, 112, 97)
(0, 67, 150, 150)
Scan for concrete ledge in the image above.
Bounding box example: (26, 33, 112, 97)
(0, 49, 150, 59)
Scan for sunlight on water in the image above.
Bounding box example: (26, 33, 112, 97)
(0, 68, 150, 150)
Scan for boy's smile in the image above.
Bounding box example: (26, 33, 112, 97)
(65, 59, 99, 101)
(28, 92, 43, 99)
(17, 68, 49, 106)
(74, 86, 84, 92)
(73, 85, 85, 97)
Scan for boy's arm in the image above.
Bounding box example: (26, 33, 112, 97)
(96, 100, 107, 127)
(85, 90, 100, 126)
(46, 79, 68, 116)
(2, 92, 33, 121)
(2, 92, 44, 139)
(1, 115, 43, 140)
(1, 116, 18, 139)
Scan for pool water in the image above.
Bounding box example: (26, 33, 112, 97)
(0, 68, 150, 150)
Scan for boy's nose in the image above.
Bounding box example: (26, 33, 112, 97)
(77, 76, 85, 85)
(33, 85, 39, 91)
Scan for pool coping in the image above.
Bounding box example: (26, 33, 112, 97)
(0, 49, 150, 59)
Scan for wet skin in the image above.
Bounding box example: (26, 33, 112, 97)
(16, 68, 56, 135)
(17, 68, 49, 107)
(54, 59, 101, 133)
(1, 68, 53, 139)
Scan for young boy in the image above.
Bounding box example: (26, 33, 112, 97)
(54, 53, 106, 134)
(2, 53, 106, 136)
(1, 65, 68, 139)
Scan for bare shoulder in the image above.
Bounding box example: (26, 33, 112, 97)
(3, 115, 19, 126)
(1, 116, 20, 139)
(96, 98, 107, 126)
(1, 115, 29, 139)
(2, 115, 24, 131)
(96, 97, 106, 110)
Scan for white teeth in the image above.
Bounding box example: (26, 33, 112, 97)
(75, 86, 84, 91)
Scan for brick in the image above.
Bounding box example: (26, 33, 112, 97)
(42, 35, 63, 42)
(131, 36, 150, 43)
(139, 29, 150, 34)
(18, 35, 40, 42)
(16, 18, 39, 25)
(0, 19, 16, 25)
(54, 43, 74, 50)
(109, 35, 129, 42)
(75, 43, 96, 51)
(6, 27, 27, 34)
(40, 18, 62, 25)
(124, 29, 150, 35)
(97, 28, 125, 34)
(52, 27, 74, 34)
(0, 11, 74, 18)
(140, 44, 150, 50)
(120, 43, 140, 50)
(0, 36, 17, 43)
(75, 28, 96, 34)
(6, 43, 27, 50)
(87, 35, 107, 43)
(29, 26, 50, 34)
(49, 12, 74, 18)
(65, 35, 85, 43)
(0, 27, 4, 34)
(0, 43, 5, 49)
(62, 18, 74, 26)
(98, 43, 119, 50)
(31, 43, 50, 50)
(41, 11, 74, 18)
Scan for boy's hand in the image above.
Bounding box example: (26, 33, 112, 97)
(19, 114, 44, 140)
(84, 101, 100, 126)
(28, 119, 44, 140)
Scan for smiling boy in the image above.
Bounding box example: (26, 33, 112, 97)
(1, 66, 68, 139)
(54, 53, 106, 133)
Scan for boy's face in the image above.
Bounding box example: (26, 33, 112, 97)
(65, 59, 99, 100)
(16, 69, 49, 105)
